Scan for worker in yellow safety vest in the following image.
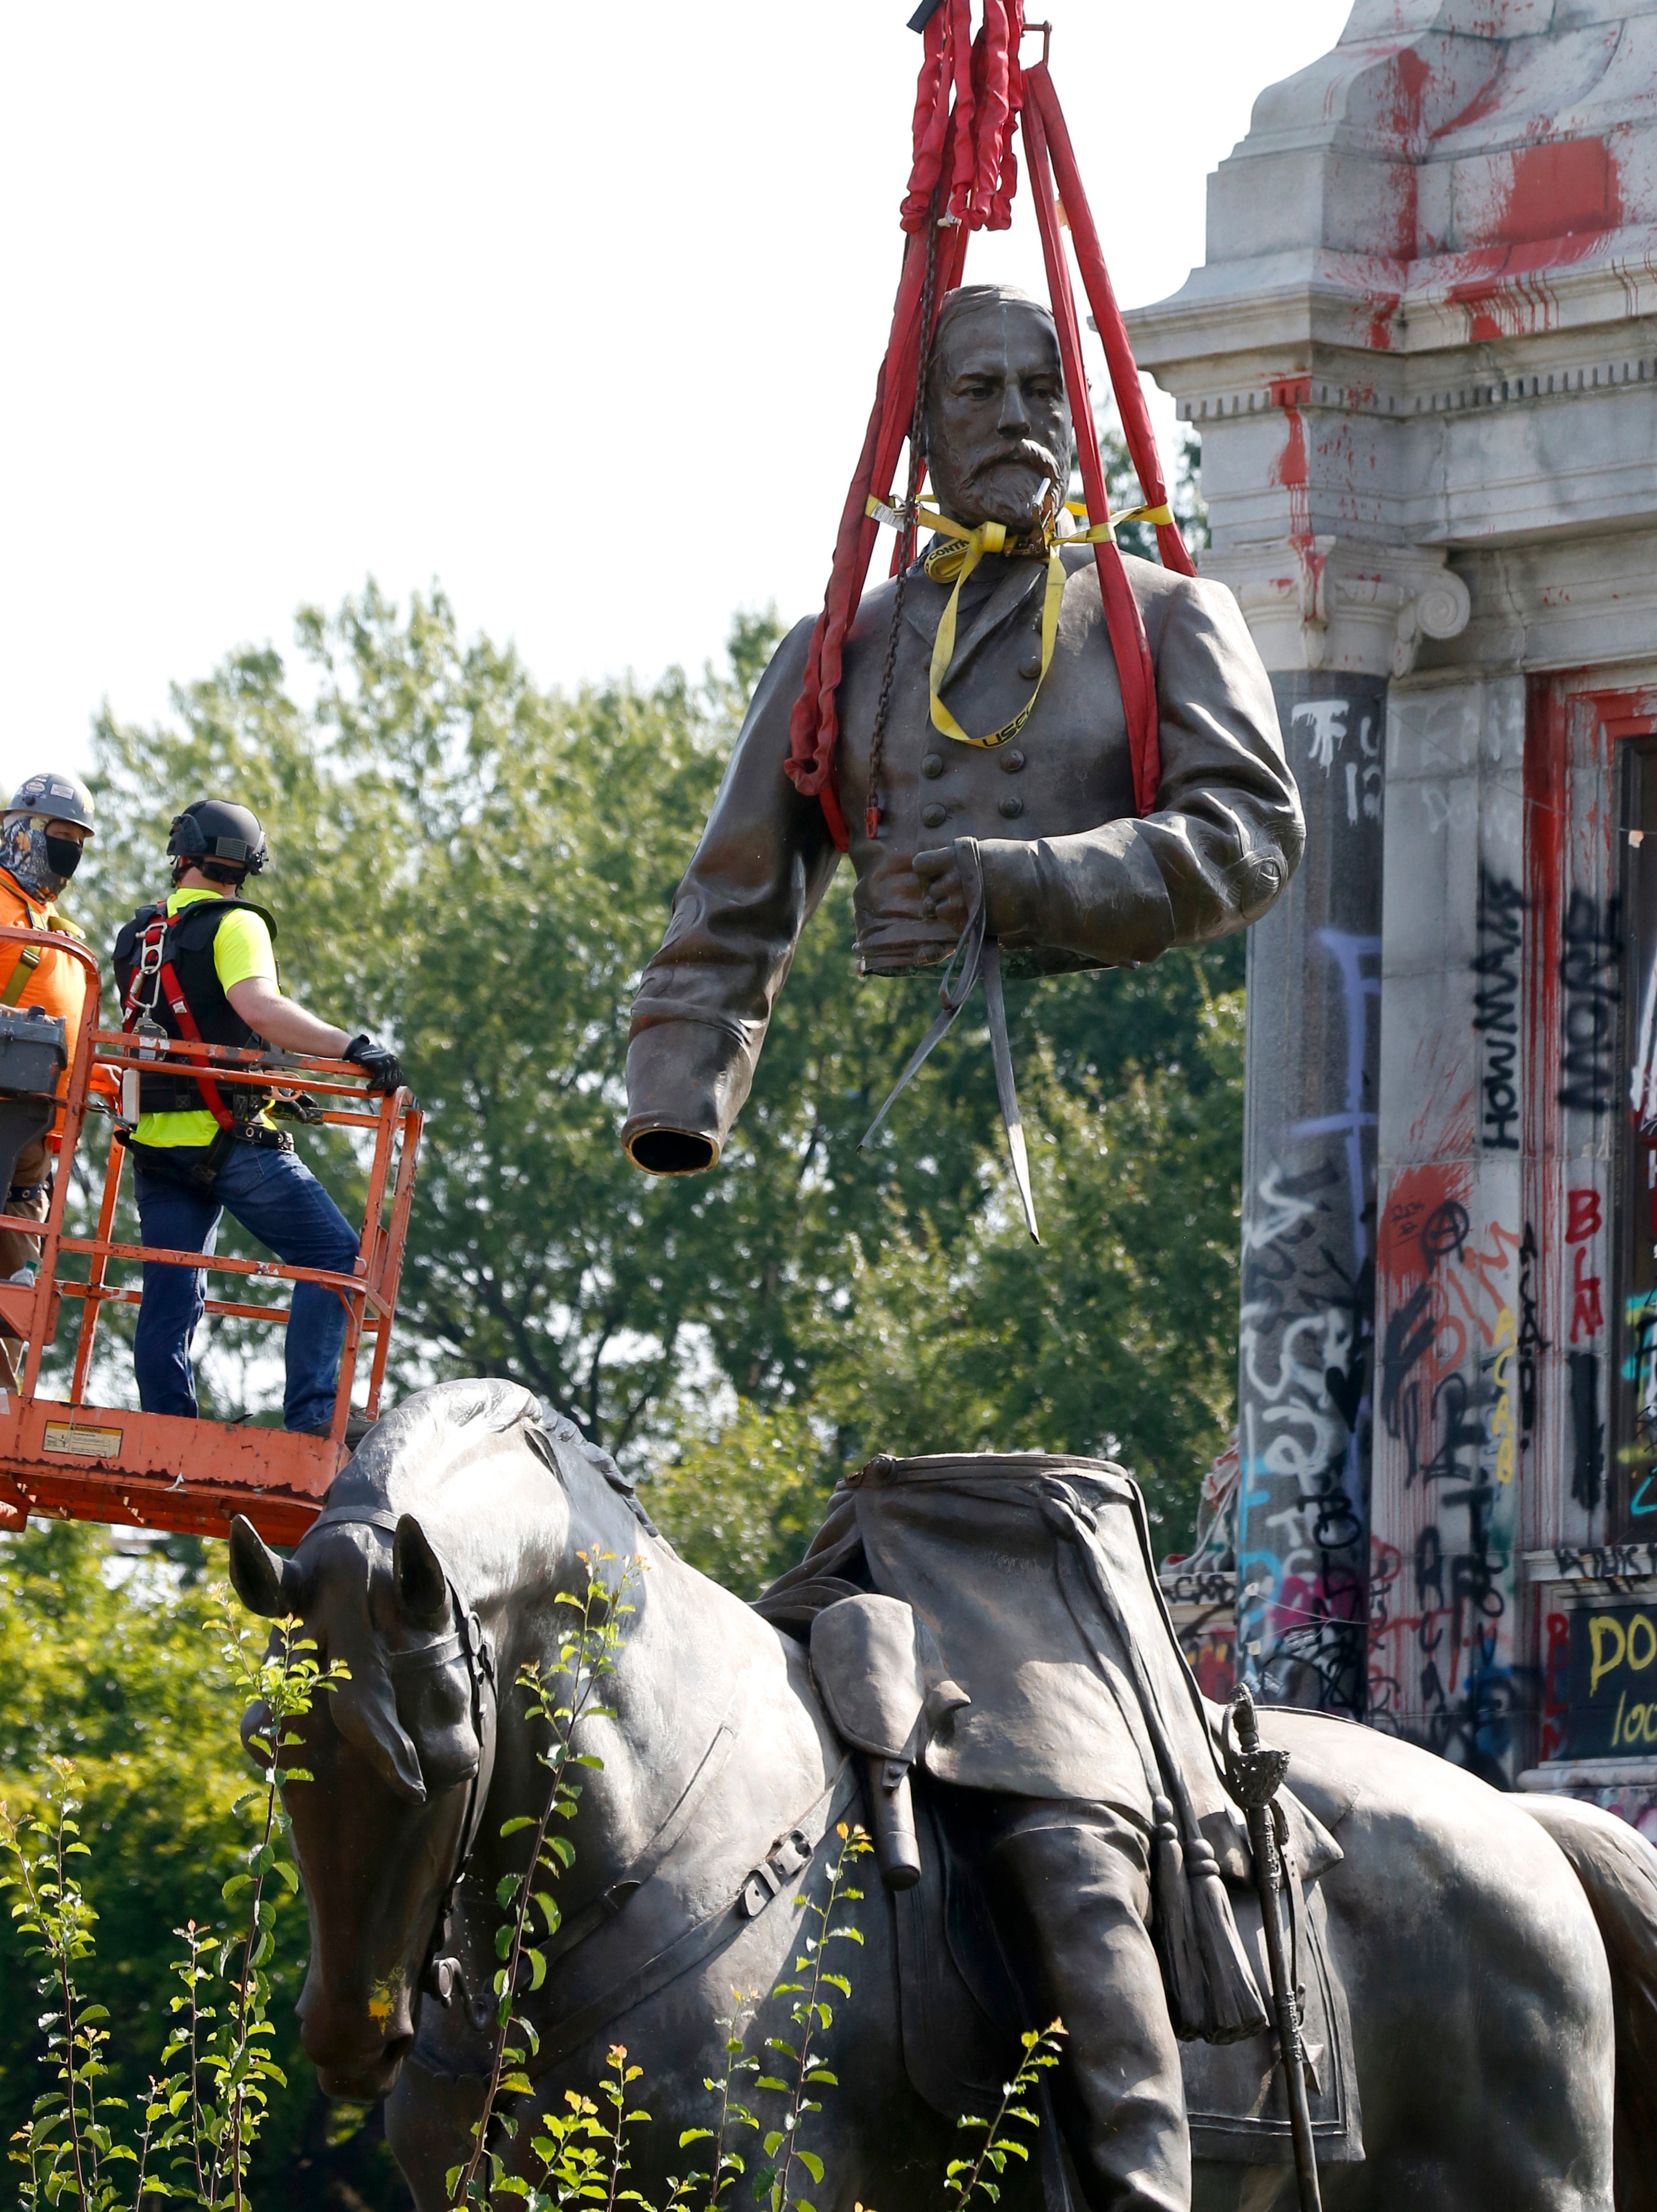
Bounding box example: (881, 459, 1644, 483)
(111, 799, 404, 1435)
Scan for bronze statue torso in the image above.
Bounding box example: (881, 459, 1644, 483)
(623, 543, 1301, 1168)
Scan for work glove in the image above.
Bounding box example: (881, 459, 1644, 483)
(343, 1034, 405, 1096)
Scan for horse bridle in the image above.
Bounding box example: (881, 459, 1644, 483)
(304, 1507, 500, 2007)
(304, 1495, 846, 2063)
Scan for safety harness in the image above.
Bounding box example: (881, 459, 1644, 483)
(117, 905, 294, 1186)
(0, 899, 85, 1009)
(121, 911, 241, 1133)
(1, 942, 43, 1010)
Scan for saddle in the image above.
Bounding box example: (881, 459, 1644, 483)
(810, 1595, 1366, 2176)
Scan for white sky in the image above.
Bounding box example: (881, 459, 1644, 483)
(0, 1, 1353, 787)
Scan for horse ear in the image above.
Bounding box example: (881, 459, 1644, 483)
(393, 1515, 450, 1627)
(228, 1516, 295, 1619)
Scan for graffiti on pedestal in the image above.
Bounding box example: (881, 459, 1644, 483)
(1473, 869, 1524, 1150)
(1160, 1434, 1240, 1701)
(1558, 890, 1621, 1115)
(1238, 925, 1379, 1716)
(1237, 675, 1386, 1716)
(1291, 695, 1383, 827)
(1369, 1164, 1524, 1784)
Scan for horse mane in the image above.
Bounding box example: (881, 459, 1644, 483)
(319, 1379, 664, 1544)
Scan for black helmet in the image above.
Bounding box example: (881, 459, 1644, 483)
(167, 799, 268, 879)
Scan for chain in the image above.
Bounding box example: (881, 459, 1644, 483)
(865, 188, 944, 841)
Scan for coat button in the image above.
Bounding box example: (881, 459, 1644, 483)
(1001, 748, 1026, 774)
(1017, 652, 1043, 681)
(998, 795, 1024, 820)
(921, 754, 944, 779)
(921, 802, 947, 830)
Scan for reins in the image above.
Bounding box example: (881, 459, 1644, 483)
(306, 1496, 854, 2079)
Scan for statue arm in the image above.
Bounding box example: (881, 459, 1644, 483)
(976, 574, 1304, 965)
(623, 617, 840, 1173)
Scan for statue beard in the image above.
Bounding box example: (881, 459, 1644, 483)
(954, 438, 1064, 536)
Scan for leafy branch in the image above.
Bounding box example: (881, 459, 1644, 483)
(675, 1991, 760, 2212)
(447, 1547, 642, 2209)
(755, 1823, 869, 2212)
(1, 1757, 130, 2209)
(0, 1608, 344, 2212)
(943, 2020, 1066, 2209)
(193, 1612, 348, 2209)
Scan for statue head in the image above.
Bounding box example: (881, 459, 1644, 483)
(922, 284, 1071, 539)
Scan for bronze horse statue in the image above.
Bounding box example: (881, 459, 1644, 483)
(230, 1380, 1657, 2211)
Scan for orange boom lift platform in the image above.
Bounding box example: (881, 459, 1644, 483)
(0, 924, 422, 1545)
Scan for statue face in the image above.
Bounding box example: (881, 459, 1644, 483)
(924, 301, 1070, 537)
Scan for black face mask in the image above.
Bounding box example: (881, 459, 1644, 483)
(43, 835, 83, 882)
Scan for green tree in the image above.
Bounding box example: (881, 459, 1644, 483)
(71, 580, 1241, 1554)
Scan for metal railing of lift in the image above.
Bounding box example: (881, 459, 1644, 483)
(0, 925, 423, 1454)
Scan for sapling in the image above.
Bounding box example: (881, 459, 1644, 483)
(753, 1823, 871, 2212)
(943, 2021, 1066, 2209)
(0, 1604, 343, 2212)
(447, 1547, 643, 2210)
(675, 1992, 760, 2212)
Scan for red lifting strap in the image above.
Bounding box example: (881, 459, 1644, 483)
(784, 7, 1188, 847)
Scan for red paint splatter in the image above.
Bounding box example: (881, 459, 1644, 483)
(1388, 46, 1431, 142)
(1267, 376, 1321, 600)
(1541, 1610, 1570, 1763)
(1500, 139, 1619, 247)
(1444, 137, 1622, 338)
(1379, 1161, 1473, 1293)
(1433, 59, 1507, 142)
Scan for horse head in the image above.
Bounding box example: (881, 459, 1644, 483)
(228, 1381, 558, 2099)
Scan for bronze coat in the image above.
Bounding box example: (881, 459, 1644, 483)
(624, 544, 1302, 1164)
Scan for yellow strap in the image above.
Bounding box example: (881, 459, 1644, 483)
(860, 495, 1174, 750)
(1067, 501, 1176, 538)
(927, 539, 1067, 749)
(0, 944, 43, 1009)
(866, 493, 1175, 545)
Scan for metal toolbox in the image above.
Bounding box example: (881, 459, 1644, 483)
(0, 1004, 67, 1096)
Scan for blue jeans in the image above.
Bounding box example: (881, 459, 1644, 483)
(133, 1140, 361, 1433)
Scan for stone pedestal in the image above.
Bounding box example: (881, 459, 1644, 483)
(1234, 668, 1385, 1715)
(1128, 0, 1657, 1790)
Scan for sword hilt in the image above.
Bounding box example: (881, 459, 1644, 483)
(1225, 1682, 1291, 1811)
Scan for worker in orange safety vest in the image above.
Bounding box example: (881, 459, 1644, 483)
(0, 770, 111, 1386)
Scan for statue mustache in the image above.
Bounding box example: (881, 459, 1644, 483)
(967, 439, 1062, 485)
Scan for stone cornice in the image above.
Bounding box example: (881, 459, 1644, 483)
(1125, 242, 1657, 402)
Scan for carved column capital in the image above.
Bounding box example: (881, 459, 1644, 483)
(1202, 543, 1471, 680)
